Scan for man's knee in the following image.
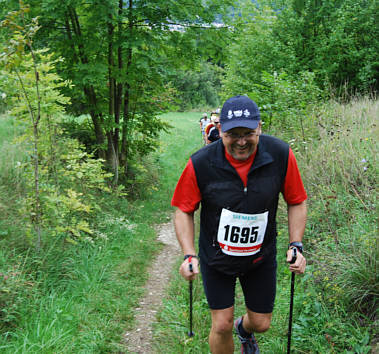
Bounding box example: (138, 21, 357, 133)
(245, 312, 272, 333)
(252, 319, 271, 333)
(211, 309, 234, 335)
(211, 316, 234, 335)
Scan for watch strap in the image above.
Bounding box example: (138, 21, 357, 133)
(289, 241, 303, 253)
(184, 254, 198, 260)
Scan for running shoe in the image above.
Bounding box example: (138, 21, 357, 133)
(234, 316, 260, 354)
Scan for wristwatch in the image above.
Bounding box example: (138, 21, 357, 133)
(288, 242, 303, 254)
(184, 254, 198, 260)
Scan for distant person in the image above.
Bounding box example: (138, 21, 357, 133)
(172, 95, 307, 354)
(204, 121, 215, 145)
(200, 112, 207, 133)
(200, 113, 210, 145)
(210, 109, 219, 122)
(207, 117, 221, 143)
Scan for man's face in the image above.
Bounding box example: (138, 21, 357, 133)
(221, 123, 261, 161)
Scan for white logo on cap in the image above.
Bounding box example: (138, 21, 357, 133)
(227, 108, 252, 119)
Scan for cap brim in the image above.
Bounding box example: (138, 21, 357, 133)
(221, 119, 260, 132)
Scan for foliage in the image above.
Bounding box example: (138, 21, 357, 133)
(271, 0, 379, 94)
(223, 0, 378, 101)
(0, 110, 185, 351)
(1, 9, 113, 247)
(0, 0, 236, 183)
(221, 2, 278, 95)
(0, 72, 9, 113)
(249, 71, 322, 139)
(169, 61, 224, 110)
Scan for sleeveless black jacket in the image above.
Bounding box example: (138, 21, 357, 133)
(191, 134, 289, 275)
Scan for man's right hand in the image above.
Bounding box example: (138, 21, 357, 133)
(179, 257, 199, 281)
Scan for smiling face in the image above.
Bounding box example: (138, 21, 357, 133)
(221, 123, 261, 161)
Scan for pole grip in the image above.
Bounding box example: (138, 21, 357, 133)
(289, 247, 297, 264)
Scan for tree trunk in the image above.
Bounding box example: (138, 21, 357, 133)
(67, 6, 106, 158)
(120, 0, 134, 176)
(121, 87, 130, 173)
(33, 122, 41, 250)
(107, 17, 119, 183)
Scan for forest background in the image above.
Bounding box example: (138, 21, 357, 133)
(0, 0, 377, 352)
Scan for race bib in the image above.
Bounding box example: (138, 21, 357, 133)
(217, 209, 268, 256)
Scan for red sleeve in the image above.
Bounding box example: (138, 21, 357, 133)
(282, 148, 307, 205)
(171, 158, 201, 213)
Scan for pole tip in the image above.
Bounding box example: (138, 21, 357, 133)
(187, 331, 195, 337)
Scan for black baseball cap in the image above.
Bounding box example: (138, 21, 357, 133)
(220, 95, 260, 132)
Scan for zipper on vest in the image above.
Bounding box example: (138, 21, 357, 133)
(243, 186, 247, 195)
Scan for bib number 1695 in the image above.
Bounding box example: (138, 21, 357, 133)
(223, 225, 259, 244)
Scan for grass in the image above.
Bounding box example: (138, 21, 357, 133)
(0, 115, 163, 352)
(0, 99, 377, 353)
(0, 111, 203, 353)
(0, 205, 160, 352)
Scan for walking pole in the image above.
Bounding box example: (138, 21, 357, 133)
(287, 247, 297, 354)
(188, 258, 195, 337)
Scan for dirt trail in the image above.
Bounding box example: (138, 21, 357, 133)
(123, 220, 180, 353)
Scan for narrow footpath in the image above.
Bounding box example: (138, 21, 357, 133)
(123, 220, 180, 353)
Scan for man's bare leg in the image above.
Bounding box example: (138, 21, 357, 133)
(209, 307, 234, 354)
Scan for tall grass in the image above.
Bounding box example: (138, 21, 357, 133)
(0, 203, 161, 352)
(299, 98, 378, 314)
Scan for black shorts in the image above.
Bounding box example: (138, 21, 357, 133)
(200, 256, 277, 313)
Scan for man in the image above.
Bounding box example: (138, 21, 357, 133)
(200, 113, 210, 145)
(207, 117, 221, 143)
(172, 95, 307, 353)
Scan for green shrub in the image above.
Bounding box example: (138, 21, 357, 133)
(248, 70, 323, 138)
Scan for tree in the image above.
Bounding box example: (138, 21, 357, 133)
(271, 0, 378, 93)
(8, 0, 236, 184)
(1, 3, 45, 248)
(223, 0, 378, 102)
(1, 3, 114, 247)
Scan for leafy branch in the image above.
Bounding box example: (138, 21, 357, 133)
(1, 1, 43, 249)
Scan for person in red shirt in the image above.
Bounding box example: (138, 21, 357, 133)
(172, 95, 307, 354)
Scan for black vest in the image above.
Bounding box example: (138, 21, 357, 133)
(191, 134, 289, 275)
